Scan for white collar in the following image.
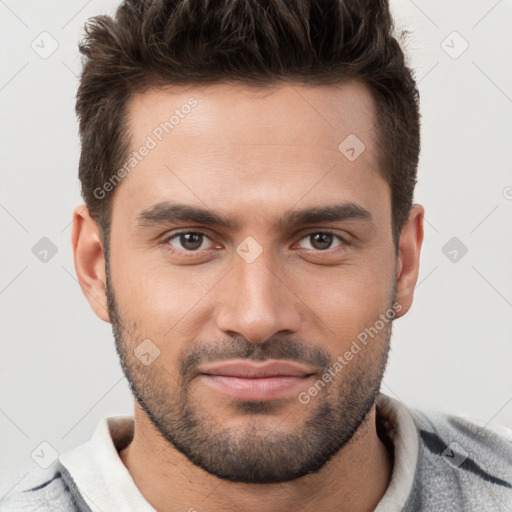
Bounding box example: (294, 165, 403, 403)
(374, 394, 420, 511)
(59, 415, 155, 512)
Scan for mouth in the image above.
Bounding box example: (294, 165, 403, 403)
(197, 360, 317, 401)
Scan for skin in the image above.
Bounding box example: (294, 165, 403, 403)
(71, 80, 424, 512)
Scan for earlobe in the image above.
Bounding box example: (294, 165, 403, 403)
(71, 205, 111, 323)
(394, 204, 424, 319)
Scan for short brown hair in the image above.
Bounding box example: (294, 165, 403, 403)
(76, 0, 420, 250)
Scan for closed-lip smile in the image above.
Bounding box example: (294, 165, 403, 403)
(197, 360, 317, 401)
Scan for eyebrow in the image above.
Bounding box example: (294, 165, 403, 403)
(136, 201, 373, 231)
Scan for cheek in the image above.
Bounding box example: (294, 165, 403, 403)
(291, 254, 395, 342)
(313, 284, 391, 342)
(111, 250, 215, 333)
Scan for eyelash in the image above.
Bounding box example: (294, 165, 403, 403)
(161, 230, 348, 257)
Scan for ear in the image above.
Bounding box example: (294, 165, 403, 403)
(394, 204, 424, 319)
(71, 205, 110, 323)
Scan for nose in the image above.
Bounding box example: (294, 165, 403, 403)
(215, 247, 302, 344)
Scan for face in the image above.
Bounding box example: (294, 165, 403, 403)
(100, 81, 404, 483)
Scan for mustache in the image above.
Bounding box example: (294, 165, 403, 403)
(179, 337, 331, 379)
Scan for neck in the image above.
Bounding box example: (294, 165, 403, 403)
(119, 402, 392, 512)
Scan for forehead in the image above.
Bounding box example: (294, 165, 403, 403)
(126, 80, 377, 150)
(113, 81, 387, 227)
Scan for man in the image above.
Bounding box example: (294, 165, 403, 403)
(2, 0, 511, 510)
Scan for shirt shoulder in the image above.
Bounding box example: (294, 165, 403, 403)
(404, 404, 512, 511)
(0, 462, 92, 512)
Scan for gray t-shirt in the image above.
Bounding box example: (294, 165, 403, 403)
(1, 393, 511, 511)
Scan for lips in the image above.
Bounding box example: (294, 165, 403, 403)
(199, 360, 315, 378)
(197, 360, 316, 400)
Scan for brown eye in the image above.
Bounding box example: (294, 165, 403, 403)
(298, 232, 343, 251)
(168, 232, 209, 252)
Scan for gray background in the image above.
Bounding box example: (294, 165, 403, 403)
(1, 0, 511, 480)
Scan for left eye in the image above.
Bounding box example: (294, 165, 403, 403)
(166, 232, 212, 252)
(297, 232, 343, 251)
